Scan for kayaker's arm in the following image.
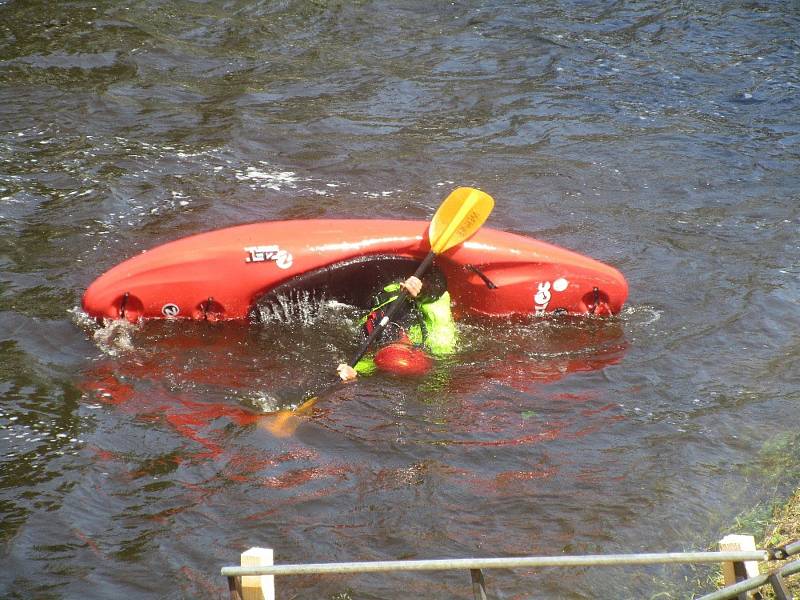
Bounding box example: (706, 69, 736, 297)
(417, 291, 456, 355)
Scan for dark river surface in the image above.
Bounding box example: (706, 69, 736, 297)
(1, 1, 799, 598)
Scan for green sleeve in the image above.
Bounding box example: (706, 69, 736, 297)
(354, 355, 377, 375)
(418, 291, 457, 355)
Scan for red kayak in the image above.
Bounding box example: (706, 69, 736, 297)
(82, 219, 627, 322)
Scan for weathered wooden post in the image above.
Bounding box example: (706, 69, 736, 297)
(240, 547, 275, 600)
(719, 534, 759, 600)
(470, 568, 488, 600)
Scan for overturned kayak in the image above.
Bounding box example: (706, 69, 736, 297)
(82, 219, 628, 322)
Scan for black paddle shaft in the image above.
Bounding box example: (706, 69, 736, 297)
(348, 250, 436, 367)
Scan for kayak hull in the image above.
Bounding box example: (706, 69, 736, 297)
(82, 219, 628, 322)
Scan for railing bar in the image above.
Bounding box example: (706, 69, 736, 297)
(783, 540, 800, 557)
(695, 559, 800, 600)
(768, 572, 791, 600)
(779, 558, 800, 578)
(221, 551, 768, 577)
(695, 574, 771, 600)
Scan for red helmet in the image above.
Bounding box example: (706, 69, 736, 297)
(374, 343, 432, 376)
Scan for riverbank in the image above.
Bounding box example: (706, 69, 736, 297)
(758, 487, 800, 597)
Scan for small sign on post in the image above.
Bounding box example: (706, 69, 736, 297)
(719, 534, 759, 599)
(241, 547, 275, 600)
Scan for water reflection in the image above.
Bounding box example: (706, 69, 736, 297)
(78, 302, 627, 444)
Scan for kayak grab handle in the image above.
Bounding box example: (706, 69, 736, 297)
(584, 287, 611, 316)
(196, 297, 224, 322)
(119, 292, 130, 319)
(464, 264, 497, 289)
(112, 292, 143, 322)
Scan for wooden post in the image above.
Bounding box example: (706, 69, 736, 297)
(240, 547, 275, 600)
(227, 575, 243, 600)
(719, 534, 759, 600)
(470, 568, 488, 600)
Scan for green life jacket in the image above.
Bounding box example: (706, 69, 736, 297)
(354, 282, 456, 375)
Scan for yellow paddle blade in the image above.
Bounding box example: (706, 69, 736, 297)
(428, 187, 494, 254)
(264, 396, 319, 438)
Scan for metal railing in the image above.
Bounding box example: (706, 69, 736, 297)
(697, 540, 800, 600)
(221, 541, 799, 600)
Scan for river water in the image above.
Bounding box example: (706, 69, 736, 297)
(1, 1, 798, 598)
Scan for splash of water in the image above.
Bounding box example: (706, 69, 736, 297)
(253, 291, 357, 327)
(619, 304, 662, 326)
(242, 390, 283, 413)
(70, 307, 140, 356)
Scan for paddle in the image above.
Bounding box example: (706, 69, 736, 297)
(265, 187, 494, 437)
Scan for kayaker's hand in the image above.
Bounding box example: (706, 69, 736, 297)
(401, 276, 422, 298)
(337, 363, 358, 382)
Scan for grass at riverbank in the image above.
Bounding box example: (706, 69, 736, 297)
(756, 487, 800, 598)
(708, 487, 800, 598)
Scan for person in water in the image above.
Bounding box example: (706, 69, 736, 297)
(336, 268, 456, 381)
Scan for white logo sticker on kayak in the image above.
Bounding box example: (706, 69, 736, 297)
(162, 303, 180, 317)
(244, 245, 293, 269)
(534, 282, 551, 314)
(534, 278, 568, 315)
